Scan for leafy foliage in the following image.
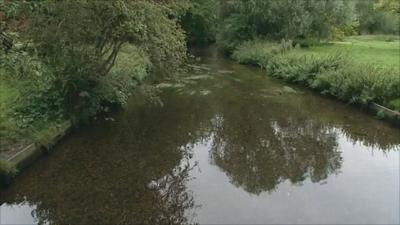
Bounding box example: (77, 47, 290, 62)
(1, 0, 399, 154)
(0, 0, 187, 152)
(389, 98, 400, 111)
(232, 39, 296, 66)
(0, 40, 63, 124)
(12, 0, 187, 121)
(355, 0, 400, 35)
(180, 0, 218, 45)
(217, 0, 354, 52)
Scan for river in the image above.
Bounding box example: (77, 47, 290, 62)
(1, 48, 399, 224)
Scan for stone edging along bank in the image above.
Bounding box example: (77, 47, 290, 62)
(0, 121, 72, 188)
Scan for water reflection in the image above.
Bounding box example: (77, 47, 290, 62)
(208, 93, 342, 194)
(1, 48, 399, 224)
(0, 93, 211, 225)
(142, 161, 198, 225)
(1, 157, 198, 225)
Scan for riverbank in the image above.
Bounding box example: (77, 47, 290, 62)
(2, 35, 399, 185)
(232, 35, 400, 119)
(0, 121, 72, 187)
(1, 76, 70, 186)
(1, 47, 399, 224)
(0, 44, 149, 186)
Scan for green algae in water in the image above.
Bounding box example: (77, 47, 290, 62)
(184, 74, 213, 81)
(156, 83, 185, 89)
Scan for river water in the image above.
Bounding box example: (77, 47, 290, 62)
(1, 48, 399, 225)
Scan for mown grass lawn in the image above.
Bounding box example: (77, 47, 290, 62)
(296, 35, 400, 71)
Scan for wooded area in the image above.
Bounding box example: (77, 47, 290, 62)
(1, 0, 399, 178)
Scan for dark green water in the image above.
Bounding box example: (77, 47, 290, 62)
(1, 48, 399, 225)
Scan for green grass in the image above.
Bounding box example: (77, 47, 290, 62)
(295, 35, 400, 70)
(0, 72, 65, 156)
(232, 35, 400, 112)
(0, 76, 25, 147)
(1, 44, 149, 157)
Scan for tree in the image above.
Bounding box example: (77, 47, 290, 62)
(24, 0, 187, 116)
(376, 0, 400, 14)
(179, 0, 218, 46)
(217, 0, 354, 52)
(354, 0, 400, 34)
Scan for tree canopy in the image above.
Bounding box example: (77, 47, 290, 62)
(1, 0, 398, 122)
(1, 0, 188, 119)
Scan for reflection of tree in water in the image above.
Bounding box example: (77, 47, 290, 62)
(206, 68, 400, 195)
(209, 95, 343, 195)
(297, 94, 400, 152)
(21, 159, 198, 225)
(2, 58, 400, 223)
(4, 158, 198, 225)
(1, 92, 212, 225)
(146, 162, 199, 225)
(337, 124, 400, 151)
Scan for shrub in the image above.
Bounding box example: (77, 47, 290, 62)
(16, 0, 186, 123)
(232, 39, 294, 67)
(267, 53, 400, 108)
(1, 40, 149, 130)
(72, 45, 150, 121)
(0, 46, 65, 127)
(389, 98, 400, 111)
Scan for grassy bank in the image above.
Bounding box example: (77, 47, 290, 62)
(0, 76, 66, 156)
(296, 35, 400, 70)
(232, 36, 400, 113)
(0, 44, 149, 178)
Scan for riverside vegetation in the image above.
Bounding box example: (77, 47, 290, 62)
(0, 0, 184, 176)
(1, 0, 400, 176)
(232, 37, 400, 111)
(223, 0, 400, 113)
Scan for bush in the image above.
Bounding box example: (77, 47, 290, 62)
(2, 42, 59, 125)
(314, 64, 400, 106)
(267, 53, 400, 108)
(15, 0, 185, 123)
(232, 39, 295, 67)
(1, 41, 148, 130)
(71, 45, 150, 121)
(0, 47, 65, 128)
(389, 98, 400, 111)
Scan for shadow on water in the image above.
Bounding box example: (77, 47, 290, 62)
(1, 47, 399, 224)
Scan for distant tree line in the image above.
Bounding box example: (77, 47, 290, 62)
(180, 0, 400, 50)
(0, 0, 399, 124)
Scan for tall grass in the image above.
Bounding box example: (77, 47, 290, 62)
(232, 39, 295, 66)
(233, 39, 400, 111)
